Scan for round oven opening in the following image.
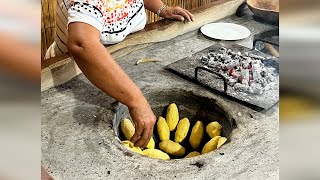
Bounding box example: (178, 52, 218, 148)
(112, 89, 236, 160)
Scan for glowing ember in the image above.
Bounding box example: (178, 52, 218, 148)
(200, 47, 276, 95)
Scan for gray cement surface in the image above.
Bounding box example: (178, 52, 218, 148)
(41, 15, 279, 180)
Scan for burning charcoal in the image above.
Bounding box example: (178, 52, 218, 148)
(242, 80, 249, 86)
(208, 52, 215, 57)
(224, 57, 232, 63)
(265, 82, 277, 91)
(209, 56, 216, 61)
(259, 61, 265, 67)
(231, 71, 240, 79)
(199, 47, 276, 95)
(252, 61, 261, 68)
(252, 64, 264, 84)
(234, 65, 240, 71)
(249, 53, 265, 60)
(244, 56, 252, 62)
(238, 75, 243, 83)
(260, 78, 267, 87)
(238, 75, 249, 85)
(265, 67, 272, 73)
(201, 59, 209, 65)
(265, 73, 275, 83)
(201, 56, 209, 65)
(227, 67, 233, 75)
(241, 61, 250, 69)
(228, 60, 236, 68)
(248, 53, 256, 58)
(251, 60, 258, 65)
(217, 53, 225, 60)
(202, 61, 208, 66)
(207, 61, 216, 68)
(222, 53, 228, 57)
(240, 69, 250, 83)
(220, 47, 227, 53)
(233, 83, 249, 92)
(230, 52, 237, 58)
(248, 83, 264, 95)
(249, 79, 255, 86)
(217, 62, 224, 67)
(220, 47, 227, 51)
(201, 55, 208, 60)
(228, 78, 237, 86)
(268, 67, 276, 74)
(234, 54, 242, 61)
(221, 65, 228, 71)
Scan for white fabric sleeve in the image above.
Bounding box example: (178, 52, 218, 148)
(67, 3, 103, 33)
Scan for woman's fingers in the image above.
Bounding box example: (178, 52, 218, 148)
(178, 8, 191, 22)
(143, 128, 152, 148)
(134, 127, 150, 147)
(128, 99, 156, 148)
(174, 7, 191, 22)
(130, 123, 143, 144)
(170, 14, 185, 21)
(163, 6, 194, 22)
(183, 9, 194, 21)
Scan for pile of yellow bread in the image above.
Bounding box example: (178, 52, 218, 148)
(121, 103, 227, 160)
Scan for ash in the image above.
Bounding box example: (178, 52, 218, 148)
(200, 47, 276, 95)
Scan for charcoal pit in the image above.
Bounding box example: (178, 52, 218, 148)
(112, 88, 236, 159)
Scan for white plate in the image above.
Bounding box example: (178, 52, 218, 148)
(200, 23, 251, 41)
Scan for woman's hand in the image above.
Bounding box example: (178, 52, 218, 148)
(160, 6, 194, 22)
(129, 96, 156, 148)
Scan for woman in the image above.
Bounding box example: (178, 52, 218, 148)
(47, 0, 193, 148)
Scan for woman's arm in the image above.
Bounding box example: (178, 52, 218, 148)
(67, 22, 156, 147)
(144, 0, 194, 22)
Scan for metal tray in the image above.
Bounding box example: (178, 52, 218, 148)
(166, 43, 279, 110)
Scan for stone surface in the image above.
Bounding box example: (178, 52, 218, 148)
(41, 15, 279, 179)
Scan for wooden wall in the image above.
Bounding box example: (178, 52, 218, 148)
(41, 0, 56, 58)
(41, 0, 214, 58)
